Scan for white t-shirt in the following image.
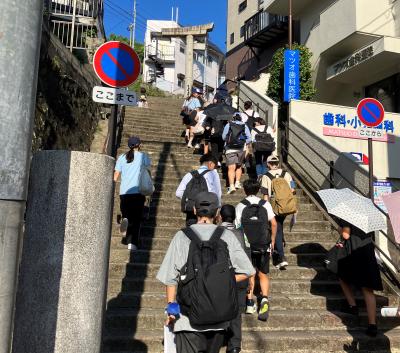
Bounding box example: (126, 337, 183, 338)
(242, 109, 260, 123)
(235, 195, 275, 229)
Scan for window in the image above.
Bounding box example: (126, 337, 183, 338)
(207, 55, 213, 67)
(178, 79, 183, 88)
(193, 52, 198, 61)
(238, 0, 247, 13)
(230, 32, 234, 44)
(180, 46, 185, 54)
(240, 25, 245, 38)
(198, 53, 204, 63)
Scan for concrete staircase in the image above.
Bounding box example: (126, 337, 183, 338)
(102, 97, 400, 353)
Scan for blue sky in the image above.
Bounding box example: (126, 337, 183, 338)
(103, 0, 227, 52)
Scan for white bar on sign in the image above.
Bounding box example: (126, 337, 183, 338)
(92, 86, 137, 106)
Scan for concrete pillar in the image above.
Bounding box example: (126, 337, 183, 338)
(0, 1, 43, 351)
(12, 151, 115, 353)
(185, 34, 194, 97)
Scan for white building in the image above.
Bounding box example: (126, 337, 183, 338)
(265, 0, 400, 112)
(143, 20, 225, 97)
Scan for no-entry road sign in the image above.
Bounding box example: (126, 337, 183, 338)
(357, 98, 385, 128)
(93, 41, 140, 88)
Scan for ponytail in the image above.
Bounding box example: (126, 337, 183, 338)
(125, 147, 135, 163)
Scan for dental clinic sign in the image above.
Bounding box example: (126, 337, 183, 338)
(322, 109, 395, 143)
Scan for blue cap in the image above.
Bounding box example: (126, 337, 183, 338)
(128, 136, 141, 148)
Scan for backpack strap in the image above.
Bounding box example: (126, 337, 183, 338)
(258, 200, 267, 207)
(265, 172, 275, 181)
(240, 199, 251, 207)
(263, 125, 268, 133)
(182, 227, 201, 244)
(253, 127, 261, 134)
(209, 226, 225, 244)
(280, 170, 286, 178)
(200, 169, 211, 176)
(190, 170, 200, 177)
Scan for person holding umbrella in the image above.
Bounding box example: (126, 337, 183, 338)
(317, 188, 385, 337)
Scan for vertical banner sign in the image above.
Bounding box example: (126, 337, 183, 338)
(284, 49, 300, 102)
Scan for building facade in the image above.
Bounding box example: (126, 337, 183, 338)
(226, 0, 290, 82)
(264, 0, 400, 113)
(143, 20, 224, 97)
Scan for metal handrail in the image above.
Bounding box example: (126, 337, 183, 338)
(281, 121, 400, 273)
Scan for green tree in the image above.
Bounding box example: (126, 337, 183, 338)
(108, 33, 144, 63)
(267, 43, 316, 106)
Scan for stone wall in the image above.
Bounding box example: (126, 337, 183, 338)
(33, 27, 102, 151)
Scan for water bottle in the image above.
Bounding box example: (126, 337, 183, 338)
(381, 307, 400, 317)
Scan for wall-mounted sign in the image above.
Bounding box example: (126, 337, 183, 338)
(327, 38, 384, 80)
(374, 181, 392, 213)
(322, 109, 395, 143)
(284, 49, 300, 102)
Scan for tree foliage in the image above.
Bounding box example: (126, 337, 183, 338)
(108, 33, 144, 63)
(267, 43, 316, 106)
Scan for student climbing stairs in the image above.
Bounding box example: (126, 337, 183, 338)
(102, 96, 400, 353)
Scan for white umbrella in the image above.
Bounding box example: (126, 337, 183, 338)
(317, 188, 387, 234)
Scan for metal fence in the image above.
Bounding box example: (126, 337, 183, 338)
(48, 0, 104, 51)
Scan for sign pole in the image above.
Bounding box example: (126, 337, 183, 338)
(289, 0, 293, 50)
(368, 137, 374, 200)
(108, 105, 119, 157)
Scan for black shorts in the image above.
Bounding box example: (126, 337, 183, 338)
(203, 128, 211, 142)
(251, 249, 270, 274)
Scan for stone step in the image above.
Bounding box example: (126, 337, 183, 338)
(108, 263, 336, 281)
(108, 249, 328, 266)
(112, 225, 334, 241)
(102, 329, 400, 353)
(103, 308, 400, 331)
(107, 278, 342, 297)
(106, 291, 391, 311)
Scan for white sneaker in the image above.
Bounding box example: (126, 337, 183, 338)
(194, 144, 201, 149)
(227, 186, 236, 195)
(246, 299, 257, 314)
(120, 218, 129, 236)
(234, 181, 242, 189)
(128, 243, 138, 251)
(276, 260, 288, 269)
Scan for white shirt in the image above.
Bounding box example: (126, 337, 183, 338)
(235, 195, 275, 228)
(242, 109, 260, 123)
(175, 166, 222, 205)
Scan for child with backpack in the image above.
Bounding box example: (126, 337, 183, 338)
(157, 192, 255, 353)
(251, 117, 276, 176)
(235, 179, 277, 322)
(220, 205, 251, 353)
(260, 155, 297, 270)
(242, 101, 260, 130)
(222, 113, 252, 195)
(176, 154, 221, 226)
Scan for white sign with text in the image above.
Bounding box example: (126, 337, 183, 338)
(92, 86, 137, 106)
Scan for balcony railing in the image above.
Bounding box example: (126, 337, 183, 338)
(146, 45, 175, 63)
(244, 10, 288, 47)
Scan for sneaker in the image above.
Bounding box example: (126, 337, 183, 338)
(234, 181, 242, 189)
(128, 243, 138, 251)
(120, 218, 129, 236)
(246, 299, 257, 314)
(366, 324, 378, 337)
(227, 186, 236, 195)
(194, 143, 201, 149)
(258, 297, 270, 322)
(187, 143, 193, 148)
(276, 260, 288, 270)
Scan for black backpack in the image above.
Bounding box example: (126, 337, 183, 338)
(226, 123, 246, 149)
(177, 226, 239, 326)
(245, 111, 256, 129)
(240, 199, 271, 249)
(181, 170, 210, 212)
(253, 126, 276, 152)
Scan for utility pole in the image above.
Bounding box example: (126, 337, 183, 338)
(129, 0, 137, 48)
(289, 0, 293, 49)
(0, 0, 44, 352)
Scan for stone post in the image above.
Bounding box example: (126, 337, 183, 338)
(12, 151, 115, 353)
(185, 34, 194, 96)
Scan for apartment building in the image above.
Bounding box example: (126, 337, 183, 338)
(143, 20, 224, 97)
(226, 0, 291, 82)
(264, 0, 400, 113)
